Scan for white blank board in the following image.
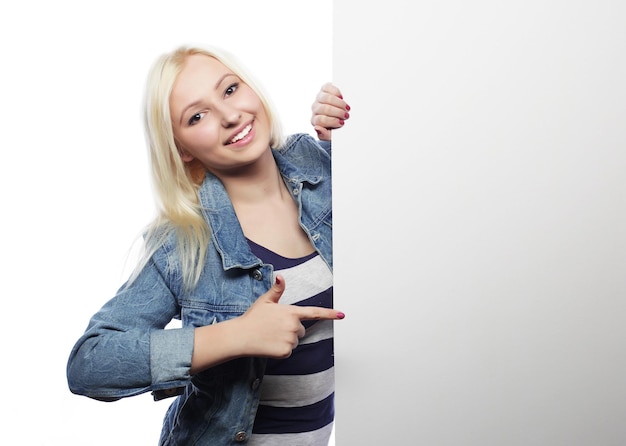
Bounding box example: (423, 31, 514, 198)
(332, 1, 626, 445)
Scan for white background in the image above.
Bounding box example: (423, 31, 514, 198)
(333, 1, 626, 445)
(0, 1, 331, 444)
(4, 1, 626, 445)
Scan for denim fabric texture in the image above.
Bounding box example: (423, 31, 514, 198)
(67, 133, 333, 445)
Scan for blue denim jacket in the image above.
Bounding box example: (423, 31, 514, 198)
(67, 133, 333, 445)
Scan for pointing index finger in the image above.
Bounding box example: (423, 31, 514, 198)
(296, 306, 346, 321)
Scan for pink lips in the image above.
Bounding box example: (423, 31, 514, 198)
(226, 121, 254, 146)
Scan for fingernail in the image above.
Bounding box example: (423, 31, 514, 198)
(346, 104, 351, 111)
(339, 119, 345, 125)
(344, 112, 350, 119)
(336, 312, 345, 319)
(339, 95, 343, 99)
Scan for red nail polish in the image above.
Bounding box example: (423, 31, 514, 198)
(339, 119, 345, 125)
(339, 95, 343, 99)
(346, 104, 351, 111)
(344, 112, 350, 119)
(336, 312, 345, 319)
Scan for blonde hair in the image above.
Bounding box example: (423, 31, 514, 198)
(129, 45, 284, 292)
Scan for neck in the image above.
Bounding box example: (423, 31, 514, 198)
(218, 150, 287, 205)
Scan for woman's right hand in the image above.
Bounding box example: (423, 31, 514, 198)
(237, 274, 344, 358)
(191, 275, 344, 374)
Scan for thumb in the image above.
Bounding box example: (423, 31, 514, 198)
(266, 274, 286, 304)
(314, 125, 332, 141)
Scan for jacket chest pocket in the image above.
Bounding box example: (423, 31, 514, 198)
(179, 267, 271, 327)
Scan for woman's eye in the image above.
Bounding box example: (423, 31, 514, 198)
(225, 83, 239, 96)
(188, 112, 204, 126)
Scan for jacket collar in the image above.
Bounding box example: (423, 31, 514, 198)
(197, 147, 321, 270)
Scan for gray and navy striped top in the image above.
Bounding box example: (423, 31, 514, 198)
(247, 239, 334, 446)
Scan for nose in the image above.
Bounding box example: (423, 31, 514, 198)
(218, 102, 241, 128)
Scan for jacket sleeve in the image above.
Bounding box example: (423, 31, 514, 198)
(66, 253, 194, 401)
(317, 139, 331, 155)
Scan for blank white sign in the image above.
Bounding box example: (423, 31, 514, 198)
(333, 1, 626, 445)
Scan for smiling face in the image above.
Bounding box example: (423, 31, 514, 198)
(169, 54, 272, 176)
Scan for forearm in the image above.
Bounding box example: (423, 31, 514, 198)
(191, 318, 246, 374)
(67, 328, 153, 399)
(67, 324, 195, 399)
(67, 256, 191, 399)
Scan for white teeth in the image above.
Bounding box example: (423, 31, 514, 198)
(230, 124, 252, 143)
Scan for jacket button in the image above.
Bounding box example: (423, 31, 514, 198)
(251, 269, 263, 281)
(251, 378, 262, 391)
(234, 431, 247, 442)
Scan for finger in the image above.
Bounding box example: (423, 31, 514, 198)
(312, 95, 348, 115)
(314, 125, 332, 141)
(265, 274, 285, 304)
(311, 114, 345, 131)
(313, 84, 348, 111)
(295, 306, 346, 321)
(296, 323, 306, 339)
(311, 103, 349, 122)
(320, 82, 343, 99)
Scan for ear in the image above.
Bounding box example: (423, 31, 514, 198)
(180, 149, 195, 163)
(177, 144, 195, 163)
(174, 137, 195, 163)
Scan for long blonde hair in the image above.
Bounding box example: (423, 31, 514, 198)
(129, 45, 284, 292)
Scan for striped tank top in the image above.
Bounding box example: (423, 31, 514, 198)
(247, 239, 334, 446)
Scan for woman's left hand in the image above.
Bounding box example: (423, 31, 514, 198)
(311, 82, 350, 141)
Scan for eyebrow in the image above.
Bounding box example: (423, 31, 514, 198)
(177, 73, 239, 126)
(214, 73, 237, 90)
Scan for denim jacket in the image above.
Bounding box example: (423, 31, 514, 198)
(67, 133, 333, 445)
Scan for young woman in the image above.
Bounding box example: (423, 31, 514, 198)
(67, 45, 349, 445)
